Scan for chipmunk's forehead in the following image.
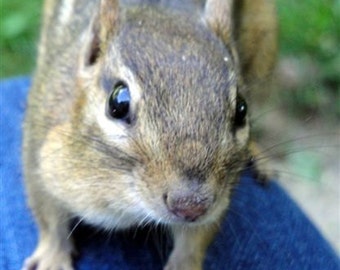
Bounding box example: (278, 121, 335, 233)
(109, 10, 238, 141)
(116, 9, 236, 98)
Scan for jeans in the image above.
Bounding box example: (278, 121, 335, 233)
(0, 77, 338, 270)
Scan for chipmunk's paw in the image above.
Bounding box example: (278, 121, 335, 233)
(22, 238, 75, 270)
(23, 252, 74, 270)
(23, 251, 74, 270)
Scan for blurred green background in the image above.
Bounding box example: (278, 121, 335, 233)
(0, 0, 339, 119)
(277, 0, 339, 120)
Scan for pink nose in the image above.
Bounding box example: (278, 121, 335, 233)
(164, 194, 208, 222)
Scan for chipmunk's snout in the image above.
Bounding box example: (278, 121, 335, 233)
(163, 187, 213, 222)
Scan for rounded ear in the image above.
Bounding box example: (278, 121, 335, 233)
(204, 0, 277, 85)
(80, 0, 120, 68)
(234, 0, 277, 84)
(204, 0, 234, 45)
(99, 0, 120, 44)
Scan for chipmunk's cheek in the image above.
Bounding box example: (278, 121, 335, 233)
(235, 124, 250, 146)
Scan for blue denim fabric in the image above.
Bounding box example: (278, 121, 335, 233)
(0, 77, 339, 270)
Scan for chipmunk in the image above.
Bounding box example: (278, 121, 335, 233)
(22, 0, 277, 269)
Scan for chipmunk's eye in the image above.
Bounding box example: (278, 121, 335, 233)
(107, 82, 131, 122)
(234, 95, 247, 128)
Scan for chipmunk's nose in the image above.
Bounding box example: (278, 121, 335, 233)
(164, 192, 209, 222)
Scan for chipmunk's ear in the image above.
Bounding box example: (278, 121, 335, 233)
(98, 0, 120, 44)
(204, 0, 234, 45)
(204, 0, 277, 96)
(81, 0, 119, 67)
(234, 0, 277, 84)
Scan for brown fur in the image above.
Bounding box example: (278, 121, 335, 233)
(23, 1, 277, 269)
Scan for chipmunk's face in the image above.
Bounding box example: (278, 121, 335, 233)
(74, 7, 250, 227)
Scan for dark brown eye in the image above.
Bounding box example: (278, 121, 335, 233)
(107, 82, 131, 122)
(234, 95, 247, 128)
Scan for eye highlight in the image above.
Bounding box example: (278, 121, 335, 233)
(107, 82, 131, 122)
(233, 95, 247, 128)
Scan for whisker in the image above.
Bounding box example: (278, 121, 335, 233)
(68, 216, 87, 239)
(254, 134, 340, 157)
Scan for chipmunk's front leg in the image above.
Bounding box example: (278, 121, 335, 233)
(165, 224, 218, 270)
(22, 197, 75, 270)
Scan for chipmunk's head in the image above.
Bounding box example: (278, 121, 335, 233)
(69, 0, 273, 227)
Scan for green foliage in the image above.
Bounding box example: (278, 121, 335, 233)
(0, 0, 43, 77)
(278, 0, 339, 57)
(277, 0, 340, 119)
